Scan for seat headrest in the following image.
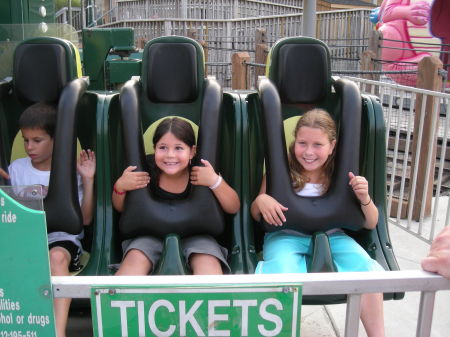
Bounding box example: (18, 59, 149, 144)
(277, 44, 329, 103)
(268, 38, 331, 104)
(13, 43, 68, 103)
(145, 42, 199, 103)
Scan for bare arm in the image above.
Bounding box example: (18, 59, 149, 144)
(190, 159, 240, 214)
(348, 172, 378, 230)
(250, 175, 288, 226)
(77, 150, 96, 225)
(112, 165, 150, 212)
(0, 168, 9, 180)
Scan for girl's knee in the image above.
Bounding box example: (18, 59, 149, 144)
(118, 249, 153, 275)
(189, 253, 223, 275)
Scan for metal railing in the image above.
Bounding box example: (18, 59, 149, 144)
(101, 9, 370, 46)
(345, 76, 450, 244)
(117, 0, 303, 20)
(52, 271, 450, 337)
(55, 7, 83, 31)
(98, 9, 371, 88)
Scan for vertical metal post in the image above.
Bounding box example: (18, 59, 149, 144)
(164, 20, 172, 36)
(233, 0, 239, 19)
(81, 0, 86, 28)
(68, 0, 72, 26)
(181, 0, 187, 19)
(86, 0, 95, 27)
(302, 0, 317, 38)
(344, 294, 361, 337)
(416, 291, 436, 337)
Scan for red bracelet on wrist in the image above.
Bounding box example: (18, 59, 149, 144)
(113, 184, 126, 195)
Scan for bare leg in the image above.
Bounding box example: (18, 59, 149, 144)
(190, 253, 223, 275)
(360, 292, 385, 337)
(115, 249, 152, 276)
(49, 247, 72, 337)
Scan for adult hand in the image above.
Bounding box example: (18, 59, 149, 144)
(254, 193, 288, 226)
(422, 226, 450, 279)
(115, 166, 150, 192)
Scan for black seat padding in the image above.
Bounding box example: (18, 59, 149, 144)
(146, 43, 198, 103)
(118, 40, 225, 240)
(12, 38, 86, 234)
(259, 39, 365, 234)
(14, 44, 68, 104)
(276, 44, 329, 104)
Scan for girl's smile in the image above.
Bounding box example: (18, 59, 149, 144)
(154, 132, 196, 177)
(294, 126, 336, 182)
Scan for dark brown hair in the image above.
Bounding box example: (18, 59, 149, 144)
(149, 117, 196, 179)
(288, 108, 337, 192)
(152, 117, 195, 149)
(19, 102, 57, 138)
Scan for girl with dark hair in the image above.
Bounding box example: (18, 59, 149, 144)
(112, 117, 240, 275)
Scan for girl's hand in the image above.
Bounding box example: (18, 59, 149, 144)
(190, 159, 219, 187)
(115, 166, 150, 193)
(77, 149, 96, 179)
(348, 172, 370, 205)
(254, 193, 288, 226)
(0, 168, 9, 180)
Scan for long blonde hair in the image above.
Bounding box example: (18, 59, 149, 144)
(288, 108, 337, 192)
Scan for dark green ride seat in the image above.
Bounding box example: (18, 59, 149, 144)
(0, 36, 105, 277)
(104, 36, 244, 275)
(241, 36, 402, 304)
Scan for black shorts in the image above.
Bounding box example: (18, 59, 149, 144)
(48, 241, 83, 272)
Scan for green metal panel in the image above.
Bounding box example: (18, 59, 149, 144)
(82, 28, 137, 90)
(0, 1, 12, 24)
(75, 91, 106, 276)
(28, 0, 55, 24)
(106, 59, 141, 89)
(91, 284, 302, 337)
(219, 92, 244, 274)
(0, 0, 55, 25)
(0, 187, 56, 337)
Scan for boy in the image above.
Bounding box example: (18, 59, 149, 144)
(0, 102, 95, 337)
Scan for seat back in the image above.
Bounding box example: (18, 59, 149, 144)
(105, 36, 244, 274)
(260, 37, 365, 234)
(241, 36, 401, 302)
(117, 36, 226, 240)
(0, 37, 87, 235)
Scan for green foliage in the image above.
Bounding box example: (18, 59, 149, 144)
(56, 0, 81, 10)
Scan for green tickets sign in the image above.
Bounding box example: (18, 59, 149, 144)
(91, 284, 302, 337)
(0, 187, 56, 337)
